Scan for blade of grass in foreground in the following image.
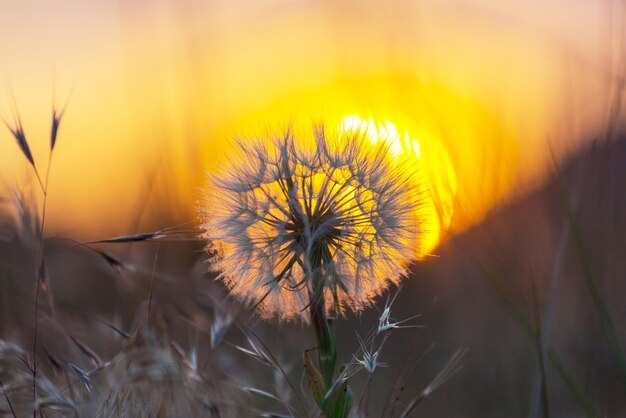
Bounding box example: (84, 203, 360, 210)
(399, 348, 467, 418)
(81, 225, 202, 245)
(551, 150, 626, 388)
(530, 280, 550, 418)
(479, 265, 599, 418)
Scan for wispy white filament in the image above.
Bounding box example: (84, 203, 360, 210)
(200, 125, 421, 320)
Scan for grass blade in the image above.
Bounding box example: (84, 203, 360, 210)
(83, 231, 164, 244)
(479, 264, 599, 418)
(552, 152, 626, 387)
(399, 348, 467, 418)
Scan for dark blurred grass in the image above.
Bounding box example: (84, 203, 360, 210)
(0, 134, 624, 417)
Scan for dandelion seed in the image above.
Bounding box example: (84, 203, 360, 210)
(200, 124, 421, 320)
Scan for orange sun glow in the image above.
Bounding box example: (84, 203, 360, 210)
(339, 115, 457, 256)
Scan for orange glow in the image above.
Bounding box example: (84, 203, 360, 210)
(206, 77, 520, 249)
(339, 115, 457, 256)
(0, 1, 616, 242)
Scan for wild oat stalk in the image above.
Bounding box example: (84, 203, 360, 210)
(3, 97, 66, 417)
(200, 124, 422, 417)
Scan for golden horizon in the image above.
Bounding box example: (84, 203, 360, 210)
(0, 0, 619, 244)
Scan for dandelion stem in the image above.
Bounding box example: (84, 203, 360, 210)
(309, 272, 336, 388)
(306, 252, 353, 418)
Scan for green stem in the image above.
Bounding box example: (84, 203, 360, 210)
(305, 248, 351, 418)
(309, 272, 337, 389)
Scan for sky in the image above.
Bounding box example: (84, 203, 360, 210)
(0, 0, 623, 246)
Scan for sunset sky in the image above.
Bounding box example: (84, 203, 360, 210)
(0, 0, 622, 246)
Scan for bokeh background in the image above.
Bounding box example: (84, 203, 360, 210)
(1, 0, 622, 238)
(0, 1, 624, 417)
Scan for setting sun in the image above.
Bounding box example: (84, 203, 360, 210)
(339, 115, 457, 256)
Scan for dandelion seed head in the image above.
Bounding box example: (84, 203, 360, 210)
(200, 124, 421, 321)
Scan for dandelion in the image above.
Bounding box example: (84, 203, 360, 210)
(200, 124, 421, 321)
(201, 123, 422, 417)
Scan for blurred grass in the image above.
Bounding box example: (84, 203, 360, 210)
(0, 115, 625, 416)
(479, 263, 599, 418)
(553, 154, 626, 387)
